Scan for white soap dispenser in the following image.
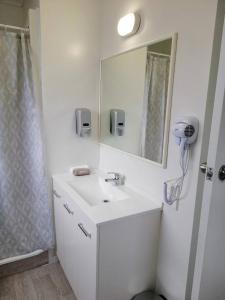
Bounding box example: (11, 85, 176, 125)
(75, 108, 91, 137)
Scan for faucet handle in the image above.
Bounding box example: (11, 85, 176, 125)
(105, 172, 125, 185)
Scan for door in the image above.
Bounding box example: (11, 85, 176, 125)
(53, 187, 68, 268)
(192, 19, 225, 300)
(54, 181, 97, 300)
(53, 182, 79, 287)
(73, 208, 97, 300)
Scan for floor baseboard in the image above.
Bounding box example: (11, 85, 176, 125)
(0, 251, 49, 279)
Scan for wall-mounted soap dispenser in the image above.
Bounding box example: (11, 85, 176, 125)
(110, 109, 125, 136)
(75, 108, 91, 137)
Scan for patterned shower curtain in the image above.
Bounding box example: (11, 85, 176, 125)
(0, 32, 54, 260)
(140, 53, 170, 163)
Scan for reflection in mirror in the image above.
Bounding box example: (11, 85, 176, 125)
(100, 36, 176, 167)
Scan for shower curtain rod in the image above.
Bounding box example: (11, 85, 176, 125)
(148, 51, 170, 57)
(0, 23, 29, 32)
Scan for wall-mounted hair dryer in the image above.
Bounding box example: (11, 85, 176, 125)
(173, 116, 199, 155)
(164, 116, 199, 206)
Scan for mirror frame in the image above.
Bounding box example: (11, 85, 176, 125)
(99, 33, 178, 169)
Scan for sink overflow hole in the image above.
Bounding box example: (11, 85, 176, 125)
(103, 199, 110, 203)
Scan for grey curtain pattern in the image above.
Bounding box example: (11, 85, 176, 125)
(140, 53, 170, 163)
(0, 32, 54, 260)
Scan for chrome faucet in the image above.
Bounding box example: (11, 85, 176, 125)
(105, 172, 124, 186)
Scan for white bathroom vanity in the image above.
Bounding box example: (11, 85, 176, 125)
(53, 172, 161, 300)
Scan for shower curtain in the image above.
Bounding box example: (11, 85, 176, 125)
(140, 52, 170, 163)
(0, 32, 54, 260)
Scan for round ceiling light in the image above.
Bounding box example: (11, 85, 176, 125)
(117, 13, 141, 38)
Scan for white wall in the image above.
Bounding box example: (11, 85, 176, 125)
(0, 3, 24, 26)
(98, 1, 219, 299)
(39, 0, 100, 174)
(23, 0, 39, 25)
(0, 0, 39, 28)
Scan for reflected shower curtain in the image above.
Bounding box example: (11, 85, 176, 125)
(140, 53, 170, 163)
(0, 32, 54, 260)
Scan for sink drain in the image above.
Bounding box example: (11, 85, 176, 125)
(102, 199, 110, 203)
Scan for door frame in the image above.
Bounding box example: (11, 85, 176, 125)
(186, 13, 225, 300)
(185, 6, 225, 300)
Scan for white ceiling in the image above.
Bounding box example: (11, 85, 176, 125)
(0, 0, 24, 7)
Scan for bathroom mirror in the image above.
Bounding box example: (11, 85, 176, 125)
(100, 34, 177, 167)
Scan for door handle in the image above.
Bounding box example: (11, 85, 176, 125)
(63, 203, 74, 215)
(200, 162, 214, 181)
(200, 162, 207, 174)
(53, 190, 61, 198)
(78, 223, 91, 239)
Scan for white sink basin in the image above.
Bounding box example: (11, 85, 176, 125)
(67, 174, 129, 206)
(53, 172, 162, 224)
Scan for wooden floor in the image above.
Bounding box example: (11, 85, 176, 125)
(0, 263, 77, 300)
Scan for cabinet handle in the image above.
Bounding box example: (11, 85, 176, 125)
(63, 203, 74, 215)
(78, 223, 91, 239)
(53, 190, 61, 198)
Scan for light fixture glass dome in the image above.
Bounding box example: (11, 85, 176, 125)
(117, 13, 141, 37)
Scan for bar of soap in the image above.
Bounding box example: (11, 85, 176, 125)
(70, 165, 90, 176)
(73, 168, 90, 176)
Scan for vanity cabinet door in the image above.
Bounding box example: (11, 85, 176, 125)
(53, 183, 79, 288)
(73, 208, 98, 300)
(53, 187, 68, 268)
(53, 182, 97, 300)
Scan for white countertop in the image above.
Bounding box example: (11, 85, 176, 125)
(53, 171, 162, 225)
